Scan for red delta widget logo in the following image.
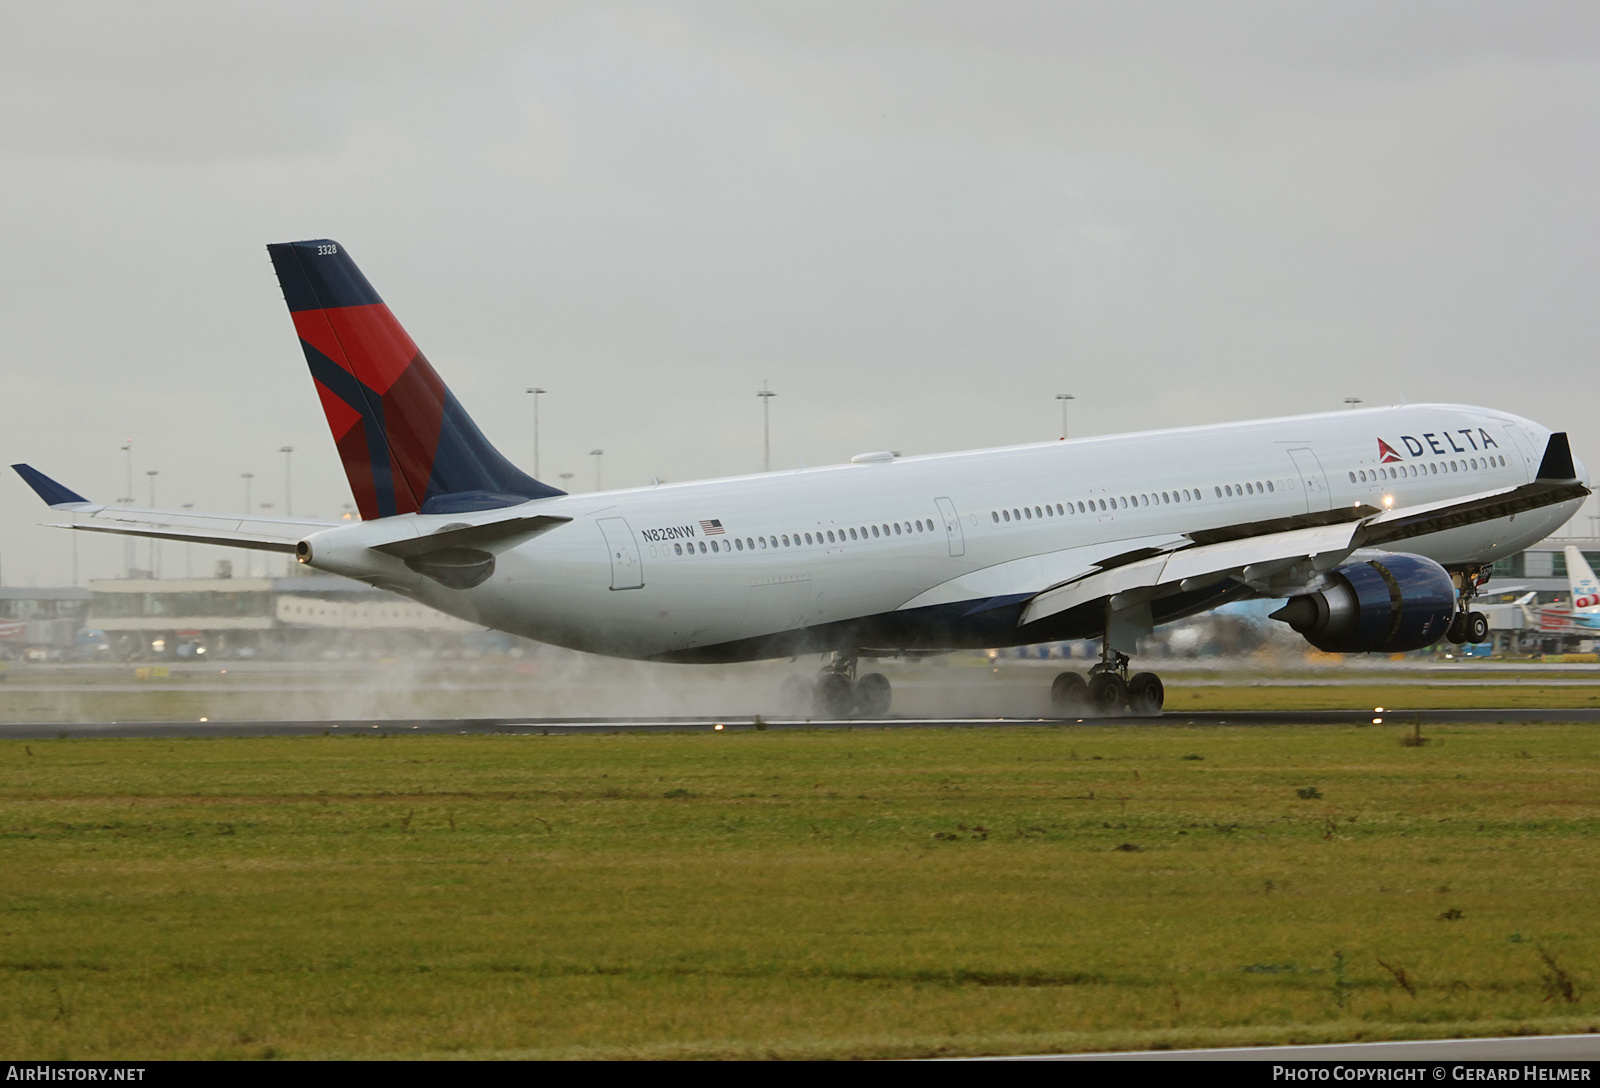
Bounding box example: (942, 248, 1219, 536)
(1377, 429, 1501, 463)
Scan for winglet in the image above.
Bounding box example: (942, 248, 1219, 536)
(1536, 432, 1577, 481)
(11, 464, 91, 507)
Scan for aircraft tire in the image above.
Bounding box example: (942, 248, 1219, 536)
(1087, 673, 1127, 715)
(1446, 613, 1469, 645)
(1050, 671, 1088, 715)
(855, 672, 892, 716)
(779, 674, 813, 716)
(1467, 611, 1489, 644)
(1128, 672, 1165, 715)
(815, 672, 856, 718)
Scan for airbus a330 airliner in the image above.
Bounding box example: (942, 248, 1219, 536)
(12, 240, 1591, 716)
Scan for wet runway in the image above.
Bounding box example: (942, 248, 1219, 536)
(4, 706, 1600, 739)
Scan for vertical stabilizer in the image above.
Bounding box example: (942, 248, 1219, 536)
(1563, 545, 1600, 613)
(267, 239, 563, 519)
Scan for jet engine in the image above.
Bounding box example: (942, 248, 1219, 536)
(1270, 553, 1456, 654)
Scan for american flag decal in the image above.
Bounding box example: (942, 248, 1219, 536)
(699, 519, 725, 536)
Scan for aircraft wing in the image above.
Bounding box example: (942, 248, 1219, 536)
(13, 463, 336, 554)
(1020, 433, 1588, 627)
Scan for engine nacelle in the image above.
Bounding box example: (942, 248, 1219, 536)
(1271, 553, 1456, 654)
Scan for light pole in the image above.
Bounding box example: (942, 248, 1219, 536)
(590, 449, 604, 492)
(525, 388, 546, 478)
(1055, 394, 1075, 440)
(182, 504, 195, 579)
(279, 446, 294, 517)
(120, 440, 134, 578)
(558, 472, 575, 492)
(757, 381, 777, 472)
(146, 470, 159, 577)
(1344, 397, 1363, 410)
(241, 472, 254, 577)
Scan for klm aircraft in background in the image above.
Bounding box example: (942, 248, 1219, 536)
(13, 241, 1590, 716)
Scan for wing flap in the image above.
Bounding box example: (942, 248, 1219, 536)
(1021, 522, 1359, 626)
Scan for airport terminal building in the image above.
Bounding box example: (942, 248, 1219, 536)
(2, 571, 487, 661)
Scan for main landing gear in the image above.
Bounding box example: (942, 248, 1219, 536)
(1446, 567, 1491, 646)
(779, 652, 893, 719)
(1050, 647, 1165, 718)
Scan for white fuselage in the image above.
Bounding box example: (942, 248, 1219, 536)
(302, 404, 1584, 661)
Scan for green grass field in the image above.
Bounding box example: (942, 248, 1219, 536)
(2, 723, 1596, 1059)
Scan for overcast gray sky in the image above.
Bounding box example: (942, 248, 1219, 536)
(4, 1, 1599, 583)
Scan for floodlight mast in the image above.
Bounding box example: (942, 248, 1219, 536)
(525, 388, 546, 478)
(758, 381, 777, 472)
(1055, 394, 1075, 440)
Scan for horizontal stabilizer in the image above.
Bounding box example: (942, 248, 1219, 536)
(372, 515, 571, 559)
(12, 464, 91, 508)
(58, 523, 299, 554)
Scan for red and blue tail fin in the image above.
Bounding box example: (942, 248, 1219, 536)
(267, 239, 563, 519)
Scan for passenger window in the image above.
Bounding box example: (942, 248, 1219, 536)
(758, 537, 767, 549)
(735, 538, 743, 550)
(873, 525, 881, 536)
(802, 533, 811, 544)
(1003, 509, 1011, 522)
(893, 524, 902, 535)
(1098, 499, 1107, 511)
(991, 512, 999, 523)
(1024, 508, 1032, 520)
(674, 543, 683, 555)
(1215, 486, 1222, 498)
(699, 541, 707, 553)
(711, 540, 719, 552)
(1056, 504, 1064, 515)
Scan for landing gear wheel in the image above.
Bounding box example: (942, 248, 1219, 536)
(1087, 672, 1128, 715)
(815, 672, 856, 718)
(1128, 672, 1165, 715)
(1447, 613, 1469, 645)
(1467, 611, 1489, 644)
(1050, 672, 1088, 715)
(855, 672, 892, 716)
(779, 674, 813, 716)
